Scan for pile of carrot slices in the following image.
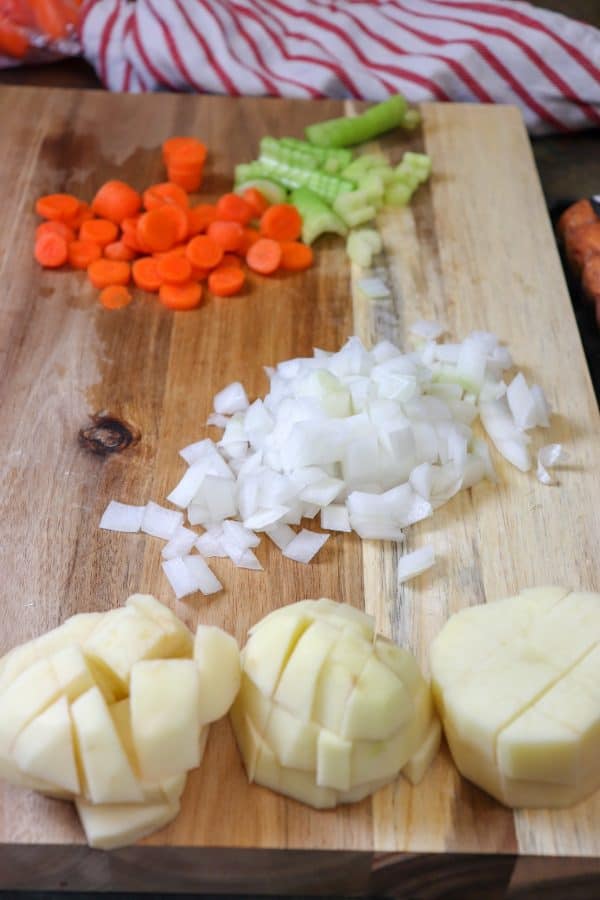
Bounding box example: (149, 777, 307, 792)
(33, 137, 313, 311)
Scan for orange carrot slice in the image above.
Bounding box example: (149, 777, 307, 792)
(159, 281, 203, 310)
(163, 137, 207, 169)
(208, 266, 245, 297)
(246, 238, 282, 275)
(156, 254, 193, 285)
(88, 259, 131, 289)
(278, 241, 314, 272)
(242, 187, 269, 218)
(215, 193, 254, 225)
(104, 240, 137, 262)
(35, 220, 75, 243)
(34, 232, 68, 268)
(68, 239, 102, 269)
(143, 182, 189, 211)
(35, 193, 80, 223)
(132, 257, 162, 292)
(137, 208, 179, 253)
(207, 220, 244, 252)
(92, 180, 142, 223)
(187, 204, 217, 236)
(99, 285, 133, 309)
(186, 235, 223, 270)
(80, 218, 119, 247)
(259, 204, 302, 242)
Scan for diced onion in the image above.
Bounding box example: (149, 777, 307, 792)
(141, 502, 184, 540)
(283, 530, 330, 563)
(537, 443, 569, 485)
(161, 526, 198, 560)
(397, 545, 435, 584)
(99, 501, 145, 533)
(410, 319, 445, 340)
(265, 523, 296, 549)
(214, 382, 249, 415)
(161, 556, 200, 600)
(182, 554, 223, 595)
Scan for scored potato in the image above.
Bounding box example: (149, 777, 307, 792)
(231, 598, 440, 807)
(0, 594, 240, 850)
(430, 586, 600, 808)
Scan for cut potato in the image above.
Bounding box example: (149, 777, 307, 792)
(0, 658, 61, 756)
(130, 659, 201, 781)
(193, 626, 241, 724)
(13, 696, 79, 794)
(76, 796, 180, 851)
(50, 646, 96, 703)
(71, 686, 144, 804)
(126, 594, 194, 658)
(231, 598, 440, 808)
(430, 586, 600, 807)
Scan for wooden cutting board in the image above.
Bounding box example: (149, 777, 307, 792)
(0, 86, 598, 896)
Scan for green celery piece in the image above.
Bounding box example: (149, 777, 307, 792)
(259, 137, 320, 171)
(355, 228, 382, 253)
(357, 172, 385, 203)
(235, 178, 288, 205)
(341, 153, 388, 181)
(290, 187, 348, 244)
(346, 231, 374, 268)
(279, 138, 353, 172)
(235, 159, 353, 204)
(334, 190, 377, 227)
(393, 164, 422, 191)
(306, 95, 412, 148)
(368, 165, 395, 185)
(402, 152, 432, 178)
(385, 182, 413, 207)
(402, 109, 421, 130)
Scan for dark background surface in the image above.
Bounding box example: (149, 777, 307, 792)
(0, 2, 598, 899)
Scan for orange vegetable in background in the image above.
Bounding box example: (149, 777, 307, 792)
(246, 238, 282, 275)
(68, 240, 102, 270)
(259, 204, 302, 242)
(156, 254, 193, 285)
(132, 257, 162, 293)
(186, 235, 223, 270)
(35, 193, 80, 224)
(34, 232, 68, 268)
(92, 180, 142, 224)
(87, 259, 131, 289)
(143, 182, 189, 211)
(80, 218, 119, 247)
(215, 193, 254, 225)
(279, 241, 314, 272)
(159, 281, 203, 310)
(99, 285, 133, 309)
(35, 220, 75, 243)
(208, 266, 245, 297)
(137, 208, 180, 253)
(207, 220, 244, 252)
(104, 240, 137, 262)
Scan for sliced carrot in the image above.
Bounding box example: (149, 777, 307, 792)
(246, 238, 282, 275)
(260, 204, 302, 242)
(137, 208, 179, 253)
(237, 227, 261, 256)
(220, 253, 243, 269)
(87, 259, 131, 289)
(68, 239, 102, 270)
(69, 202, 94, 230)
(187, 204, 217, 236)
(30, 0, 78, 40)
(186, 235, 223, 270)
(121, 216, 142, 251)
(143, 182, 189, 211)
(0, 15, 28, 58)
(132, 257, 162, 293)
(208, 266, 246, 297)
(242, 187, 269, 218)
(278, 240, 314, 272)
(163, 137, 207, 168)
(99, 285, 133, 309)
(167, 165, 203, 193)
(153, 245, 187, 260)
(80, 218, 119, 248)
(35, 193, 80, 223)
(215, 193, 254, 225)
(159, 281, 203, 311)
(189, 264, 210, 281)
(163, 204, 189, 243)
(207, 220, 244, 252)
(34, 232, 68, 268)
(104, 240, 137, 262)
(35, 220, 75, 243)
(92, 180, 142, 224)
(156, 254, 193, 285)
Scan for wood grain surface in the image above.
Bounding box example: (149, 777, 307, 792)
(0, 86, 598, 894)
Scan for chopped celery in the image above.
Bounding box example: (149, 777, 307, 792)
(234, 160, 353, 204)
(384, 182, 413, 207)
(357, 172, 385, 203)
(402, 152, 432, 179)
(393, 165, 421, 191)
(279, 138, 352, 173)
(341, 153, 388, 181)
(234, 178, 288, 205)
(259, 136, 320, 171)
(290, 187, 348, 244)
(346, 228, 382, 267)
(306, 95, 413, 148)
(402, 109, 422, 130)
(368, 165, 395, 185)
(333, 190, 377, 227)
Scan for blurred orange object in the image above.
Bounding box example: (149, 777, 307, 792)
(0, 0, 81, 63)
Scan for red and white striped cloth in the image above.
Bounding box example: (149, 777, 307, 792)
(80, 0, 600, 134)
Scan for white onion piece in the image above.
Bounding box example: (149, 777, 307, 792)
(320, 504, 351, 532)
(397, 545, 435, 584)
(410, 319, 445, 340)
(196, 528, 228, 558)
(357, 276, 390, 298)
(167, 462, 208, 509)
(161, 526, 198, 560)
(265, 523, 296, 550)
(182, 554, 223, 595)
(214, 382, 249, 415)
(207, 413, 230, 428)
(531, 384, 551, 428)
(537, 444, 569, 485)
(193, 477, 238, 522)
(161, 557, 200, 600)
(179, 438, 216, 465)
(243, 506, 290, 531)
(99, 501, 145, 533)
(222, 520, 260, 550)
(507, 373, 537, 430)
(283, 530, 330, 563)
(142, 502, 184, 540)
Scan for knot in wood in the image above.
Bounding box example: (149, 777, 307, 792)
(78, 414, 140, 456)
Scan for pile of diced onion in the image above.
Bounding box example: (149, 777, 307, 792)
(100, 323, 566, 600)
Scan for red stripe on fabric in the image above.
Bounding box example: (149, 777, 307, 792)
(77, 0, 98, 42)
(384, 2, 598, 123)
(232, 3, 322, 97)
(382, 2, 568, 131)
(320, 1, 492, 103)
(98, 0, 120, 87)
(222, 2, 282, 95)
(172, 0, 238, 95)
(428, 0, 600, 84)
(196, 0, 273, 95)
(258, 0, 365, 96)
(145, 0, 204, 91)
(123, 58, 132, 92)
(131, 14, 179, 90)
(272, 0, 450, 98)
